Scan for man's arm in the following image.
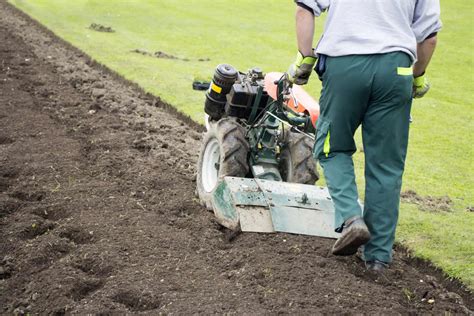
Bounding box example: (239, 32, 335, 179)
(413, 35, 437, 77)
(296, 6, 315, 56)
(412, 34, 438, 98)
(286, 6, 317, 85)
(411, 0, 441, 98)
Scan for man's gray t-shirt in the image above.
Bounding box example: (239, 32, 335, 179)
(296, 0, 442, 62)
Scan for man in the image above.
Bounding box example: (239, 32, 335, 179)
(287, 0, 441, 272)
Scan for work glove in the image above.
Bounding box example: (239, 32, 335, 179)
(287, 51, 317, 85)
(413, 73, 430, 98)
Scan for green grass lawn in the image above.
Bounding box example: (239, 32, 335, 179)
(9, 0, 473, 288)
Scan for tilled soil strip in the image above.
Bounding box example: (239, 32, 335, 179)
(0, 1, 472, 314)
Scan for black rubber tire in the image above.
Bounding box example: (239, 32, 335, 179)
(196, 118, 249, 210)
(279, 131, 319, 184)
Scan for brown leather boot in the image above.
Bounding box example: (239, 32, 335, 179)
(332, 216, 371, 256)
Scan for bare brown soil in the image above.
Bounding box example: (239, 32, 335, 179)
(0, 2, 472, 314)
(401, 190, 453, 212)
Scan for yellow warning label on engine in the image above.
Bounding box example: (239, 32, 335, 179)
(211, 82, 222, 94)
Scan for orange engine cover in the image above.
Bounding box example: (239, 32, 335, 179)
(264, 72, 320, 127)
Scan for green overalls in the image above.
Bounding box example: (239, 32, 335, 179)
(313, 52, 413, 263)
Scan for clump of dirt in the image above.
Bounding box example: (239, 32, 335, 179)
(130, 48, 151, 56)
(88, 23, 115, 33)
(0, 135, 15, 144)
(154, 50, 180, 60)
(131, 48, 181, 60)
(401, 190, 453, 212)
(0, 256, 14, 279)
(69, 278, 105, 301)
(131, 48, 210, 62)
(112, 289, 161, 312)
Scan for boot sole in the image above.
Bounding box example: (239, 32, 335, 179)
(332, 227, 371, 256)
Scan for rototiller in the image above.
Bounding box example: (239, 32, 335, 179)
(196, 64, 339, 239)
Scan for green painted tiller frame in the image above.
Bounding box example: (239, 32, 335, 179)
(211, 76, 340, 239)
